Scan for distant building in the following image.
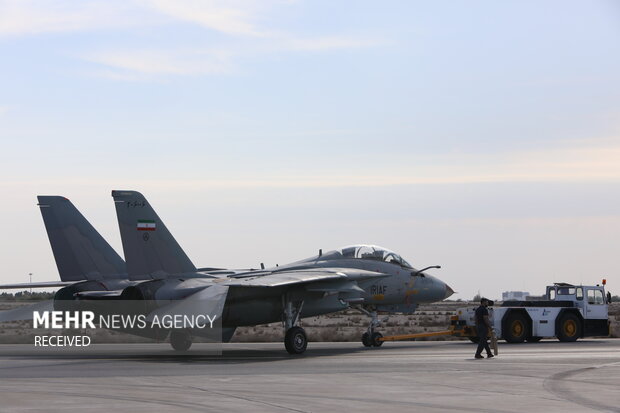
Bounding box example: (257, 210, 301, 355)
(502, 291, 530, 301)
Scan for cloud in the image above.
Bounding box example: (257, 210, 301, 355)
(83, 33, 378, 77)
(140, 1, 382, 48)
(4, 140, 616, 189)
(266, 35, 382, 52)
(439, 140, 620, 184)
(0, 1, 381, 78)
(141, 0, 267, 37)
(84, 48, 234, 77)
(173, 139, 620, 187)
(0, 0, 147, 36)
(0, 0, 344, 41)
(0, 0, 279, 37)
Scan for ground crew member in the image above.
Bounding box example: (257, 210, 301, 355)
(475, 297, 494, 359)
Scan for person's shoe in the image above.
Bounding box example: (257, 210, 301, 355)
(475, 354, 484, 359)
(487, 354, 494, 358)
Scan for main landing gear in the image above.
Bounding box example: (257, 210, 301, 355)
(283, 296, 307, 354)
(170, 329, 192, 351)
(358, 307, 386, 348)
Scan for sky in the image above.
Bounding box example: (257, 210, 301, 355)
(0, 0, 619, 300)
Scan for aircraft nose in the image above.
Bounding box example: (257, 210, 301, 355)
(444, 284, 455, 299)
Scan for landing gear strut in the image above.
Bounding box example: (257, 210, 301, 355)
(358, 307, 385, 347)
(170, 329, 192, 351)
(282, 296, 306, 354)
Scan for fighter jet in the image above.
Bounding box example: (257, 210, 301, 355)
(109, 190, 454, 353)
(1, 191, 454, 354)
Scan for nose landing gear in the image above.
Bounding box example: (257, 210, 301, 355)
(358, 307, 386, 347)
(362, 331, 384, 347)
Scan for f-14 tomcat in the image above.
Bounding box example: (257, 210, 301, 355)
(1, 191, 454, 354)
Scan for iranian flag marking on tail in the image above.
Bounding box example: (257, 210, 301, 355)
(137, 219, 156, 231)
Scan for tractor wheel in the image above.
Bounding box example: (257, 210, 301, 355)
(503, 313, 529, 343)
(557, 313, 581, 342)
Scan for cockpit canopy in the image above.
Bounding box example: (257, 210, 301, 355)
(321, 245, 413, 268)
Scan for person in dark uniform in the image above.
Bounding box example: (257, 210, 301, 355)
(475, 297, 494, 359)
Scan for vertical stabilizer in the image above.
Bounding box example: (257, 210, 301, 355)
(112, 190, 196, 279)
(37, 196, 127, 281)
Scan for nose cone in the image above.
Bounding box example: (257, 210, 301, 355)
(421, 275, 454, 302)
(444, 284, 455, 300)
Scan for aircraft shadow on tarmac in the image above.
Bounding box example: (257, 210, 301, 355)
(4, 346, 375, 364)
(1, 339, 612, 365)
(1, 341, 468, 364)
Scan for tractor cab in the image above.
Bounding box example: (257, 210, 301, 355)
(546, 282, 608, 320)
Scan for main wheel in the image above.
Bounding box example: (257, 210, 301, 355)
(285, 327, 308, 354)
(557, 313, 581, 342)
(170, 329, 192, 351)
(371, 332, 384, 347)
(362, 332, 372, 347)
(503, 313, 529, 343)
(526, 336, 542, 343)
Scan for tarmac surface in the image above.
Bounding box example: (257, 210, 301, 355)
(0, 339, 618, 412)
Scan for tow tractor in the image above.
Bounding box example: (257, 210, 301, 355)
(371, 281, 610, 345)
(455, 282, 610, 343)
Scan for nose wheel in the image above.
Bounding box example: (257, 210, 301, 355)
(357, 307, 386, 348)
(362, 332, 371, 347)
(362, 331, 384, 347)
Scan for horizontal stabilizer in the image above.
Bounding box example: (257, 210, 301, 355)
(0, 300, 54, 322)
(0, 281, 75, 290)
